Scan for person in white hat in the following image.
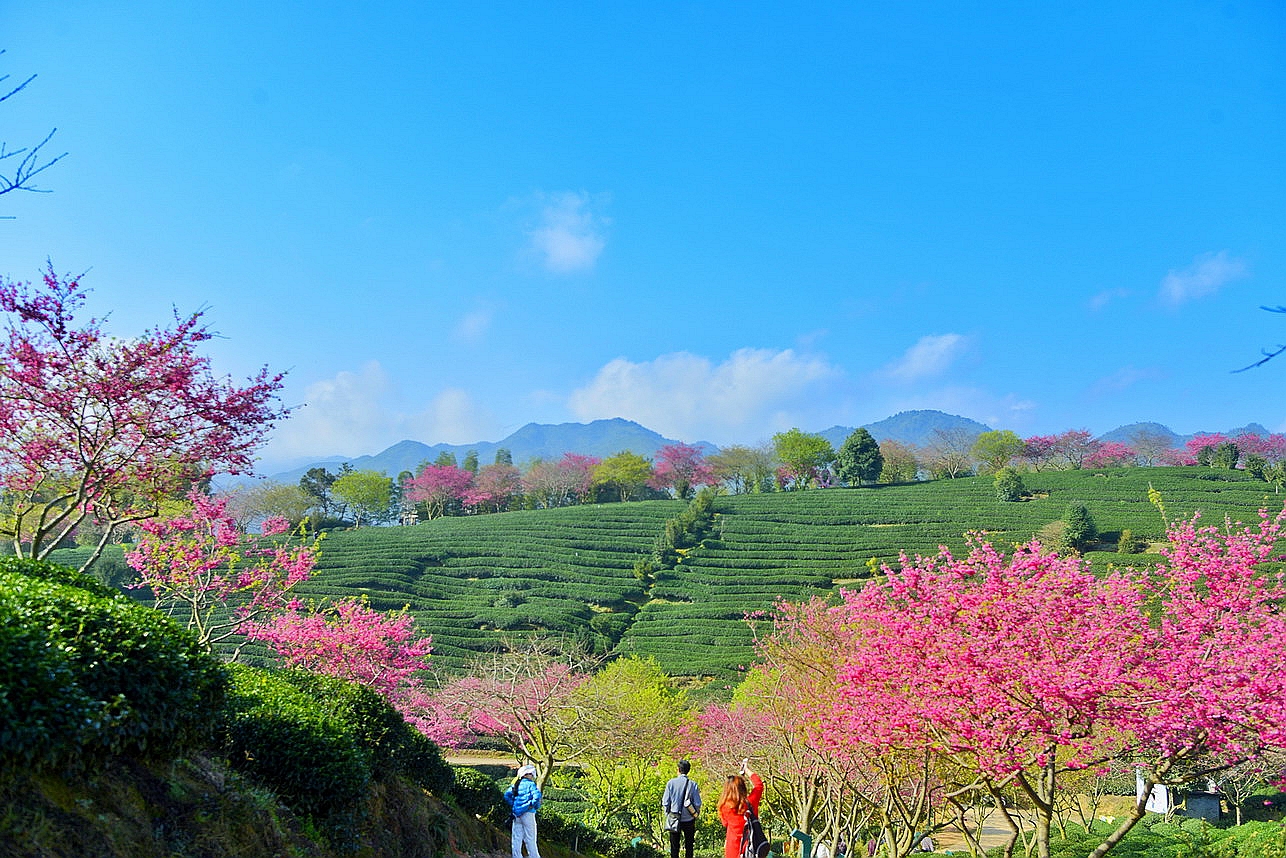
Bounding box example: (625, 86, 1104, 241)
(504, 763, 543, 858)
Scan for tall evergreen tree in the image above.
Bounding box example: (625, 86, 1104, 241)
(835, 428, 884, 486)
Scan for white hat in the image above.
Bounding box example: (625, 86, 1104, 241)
(518, 764, 537, 779)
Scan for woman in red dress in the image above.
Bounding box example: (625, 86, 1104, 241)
(718, 759, 764, 858)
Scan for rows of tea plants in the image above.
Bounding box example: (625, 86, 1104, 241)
(615, 467, 1280, 677)
(289, 501, 686, 672)
(49, 467, 1282, 679)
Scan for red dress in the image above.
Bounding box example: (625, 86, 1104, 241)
(719, 773, 764, 858)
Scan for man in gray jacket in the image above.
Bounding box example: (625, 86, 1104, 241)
(661, 760, 702, 858)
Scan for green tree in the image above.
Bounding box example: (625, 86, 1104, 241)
(1062, 502, 1097, 553)
(835, 428, 883, 486)
(433, 451, 458, 468)
(248, 481, 316, 526)
(1116, 528, 1145, 554)
(566, 656, 689, 832)
(1244, 454, 1268, 480)
(970, 430, 1025, 474)
(1265, 461, 1286, 493)
(1212, 441, 1241, 470)
(462, 450, 480, 474)
(994, 467, 1026, 502)
(593, 451, 654, 502)
(299, 466, 340, 517)
(332, 469, 393, 527)
(771, 429, 835, 490)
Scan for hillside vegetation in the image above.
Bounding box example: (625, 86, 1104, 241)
(151, 466, 1285, 680)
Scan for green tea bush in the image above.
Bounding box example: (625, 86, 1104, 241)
(269, 670, 452, 794)
(448, 765, 508, 823)
(0, 561, 227, 772)
(219, 665, 372, 843)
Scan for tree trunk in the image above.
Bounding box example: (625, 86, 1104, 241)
(1085, 789, 1151, 858)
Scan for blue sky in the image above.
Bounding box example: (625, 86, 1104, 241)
(2, 2, 1284, 472)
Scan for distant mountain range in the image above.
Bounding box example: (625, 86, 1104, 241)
(258, 418, 718, 487)
(1098, 421, 1271, 447)
(252, 410, 1274, 485)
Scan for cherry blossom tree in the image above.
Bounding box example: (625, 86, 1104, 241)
(1022, 435, 1060, 471)
(465, 462, 522, 513)
(1052, 429, 1100, 469)
(241, 596, 436, 728)
(1235, 432, 1286, 464)
(438, 640, 593, 786)
(1185, 433, 1231, 465)
(0, 265, 285, 567)
(648, 443, 716, 500)
(1084, 441, 1136, 468)
(768, 505, 1286, 858)
(404, 463, 474, 519)
(125, 490, 320, 653)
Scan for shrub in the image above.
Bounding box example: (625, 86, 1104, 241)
(1118, 528, 1146, 554)
(994, 467, 1026, 502)
(1063, 503, 1098, 552)
(448, 765, 508, 823)
(219, 665, 372, 844)
(0, 561, 227, 773)
(272, 670, 451, 793)
(1036, 520, 1072, 555)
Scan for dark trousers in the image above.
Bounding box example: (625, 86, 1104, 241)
(670, 819, 696, 858)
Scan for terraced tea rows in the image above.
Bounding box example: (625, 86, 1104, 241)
(290, 501, 686, 671)
(616, 467, 1279, 676)
(56, 467, 1282, 679)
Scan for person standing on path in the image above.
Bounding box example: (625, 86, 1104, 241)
(504, 764, 543, 858)
(662, 759, 703, 858)
(718, 759, 764, 858)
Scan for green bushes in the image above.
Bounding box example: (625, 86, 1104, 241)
(448, 765, 509, 823)
(0, 559, 227, 773)
(218, 665, 455, 845)
(270, 670, 454, 795)
(219, 665, 373, 841)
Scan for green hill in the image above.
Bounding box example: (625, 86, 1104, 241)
(60, 466, 1285, 680)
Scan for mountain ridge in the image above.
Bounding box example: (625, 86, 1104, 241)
(255, 411, 1276, 485)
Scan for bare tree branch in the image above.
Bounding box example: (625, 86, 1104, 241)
(1, 51, 66, 214)
(1234, 307, 1286, 372)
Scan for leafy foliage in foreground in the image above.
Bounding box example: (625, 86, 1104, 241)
(0, 558, 227, 771)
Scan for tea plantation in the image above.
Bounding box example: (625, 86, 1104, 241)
(58, 466, 1285, 679)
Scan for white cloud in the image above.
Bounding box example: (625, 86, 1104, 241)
(880, 334, 969, 383)
(264, 362, 494, 464)
(453, 305, 496, 343)
(526, 191, 609, 273)
(568, 348, 841, 442)
(1160, 250, 1248, 305)
(1088, 365, 1164, 397)
(1088, 288, 1131, 312)
(413, 388, 494, 445)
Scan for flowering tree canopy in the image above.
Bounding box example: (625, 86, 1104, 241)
(404, 463, 474, 519)
(649, 443, 715, 499)
(242, 596, 436, 732)
(769, 505, 1286, 858)
(439, 641, 593, 786)
(0, 266, 285, 566)
(126, 490, 320, 652)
